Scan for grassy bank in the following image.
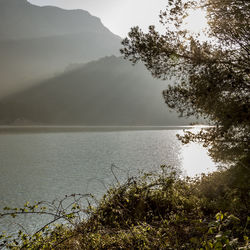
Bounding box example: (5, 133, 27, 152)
(1, 165, 249, 249)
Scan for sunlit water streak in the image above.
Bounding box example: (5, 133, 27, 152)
(0, 127, 216, 234)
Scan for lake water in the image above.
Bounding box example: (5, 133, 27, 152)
(0, 127, 216, 234)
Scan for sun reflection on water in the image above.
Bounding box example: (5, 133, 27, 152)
(179, 126, 217, 177)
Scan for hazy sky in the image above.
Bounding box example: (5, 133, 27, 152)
(28, 0, 167, 37)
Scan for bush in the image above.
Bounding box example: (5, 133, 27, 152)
(1, 166, 249, 249)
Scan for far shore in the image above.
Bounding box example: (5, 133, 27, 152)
(0, 125, 210, 134)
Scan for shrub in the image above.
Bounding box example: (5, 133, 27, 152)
(1, 166, 249, 249)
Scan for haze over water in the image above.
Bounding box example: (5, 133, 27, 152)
(0, 127, 216, 233)
(0, 128, 215, 204)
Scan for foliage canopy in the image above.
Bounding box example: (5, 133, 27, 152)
(121, 0, 250, 167)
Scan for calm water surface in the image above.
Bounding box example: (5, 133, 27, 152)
(0, 128, 216, 233)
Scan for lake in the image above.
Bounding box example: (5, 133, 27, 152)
(0, 127, 216, 233)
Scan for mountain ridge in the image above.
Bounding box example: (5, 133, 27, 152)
(0, 0, 121, 98)
(0, 56, 193, 126)
(0, 0, 120, 40)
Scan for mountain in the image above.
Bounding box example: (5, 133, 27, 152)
(0, 56, 192, 126)
(0, 0, 121, 97)
(0, 0, 118, 40)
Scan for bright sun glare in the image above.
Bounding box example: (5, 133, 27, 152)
(182, 142, 216, 177)
(179, 126, 217, 177)
(183, 9, 208, 35)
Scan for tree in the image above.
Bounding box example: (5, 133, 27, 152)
(121, 0, 250, 168)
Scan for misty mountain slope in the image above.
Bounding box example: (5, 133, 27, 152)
(0, 57, 193, 125)
(0, 32, 121, 96)
(0, 0, 121, 97)
(0, 0, 117, 40)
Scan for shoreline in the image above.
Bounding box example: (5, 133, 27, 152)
(0, 125, 209, 133)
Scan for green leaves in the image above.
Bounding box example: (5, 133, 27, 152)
(1, 170, 249, 249)
(216, 212, 224, 222)
(0, 194, 90, 249)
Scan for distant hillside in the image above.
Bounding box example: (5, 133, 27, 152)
(0, 0, 121, 97)
(0, 0, 118, 40)
(0, 56, 193, 126)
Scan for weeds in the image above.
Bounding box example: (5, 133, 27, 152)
(1, 166, 249, 249)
